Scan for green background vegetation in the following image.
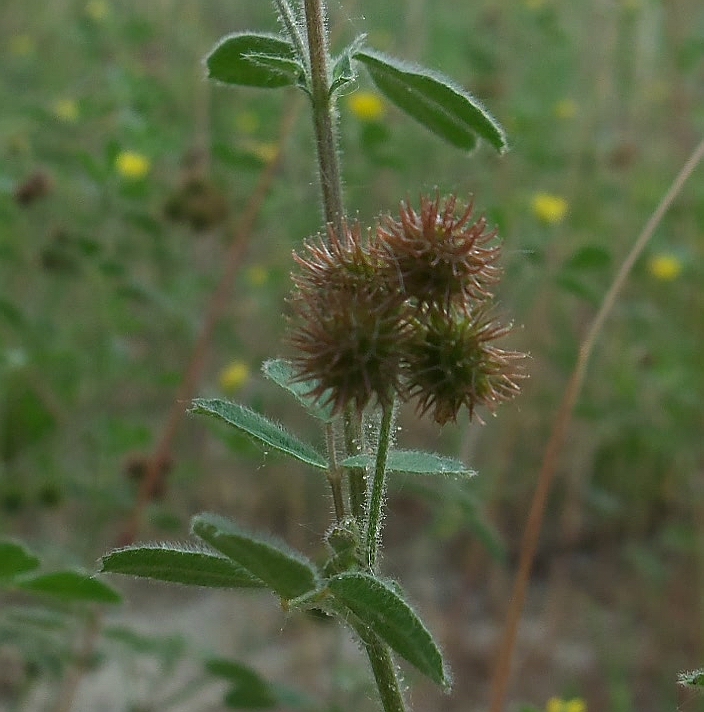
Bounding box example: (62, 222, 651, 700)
(1, 1, 703, 711)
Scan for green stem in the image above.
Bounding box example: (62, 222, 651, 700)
(303, 0, 345, 235)
(362, 632, 407, 712)
(365, 401, 394, 572)
(325, 422, 345, 521)
(343, 405, 366, 522)
(273, 0, 309, 71)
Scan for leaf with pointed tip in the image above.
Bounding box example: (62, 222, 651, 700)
(261, 359, 335, 422)
(16, 570, 122, 604)
(0, 539, 41, 581)
(100, 545, 265, 589)
(328, 572, 450, 688)
(206, 32, 305, 89)
(191, 398, 327, 469)
(353, 48, 507, 153)
(192, 514, 319, 601)
(341, 449, 475, 477)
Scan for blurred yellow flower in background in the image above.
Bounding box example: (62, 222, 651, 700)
(219, 361, 250, 394)
(85, 0, 110, 21)
(546, 698, 586, 712)
(348, 92, 385, 122)
(531, 193, 568, 224)
(246, 265, 270, 287)
(10, 34, 36, 57)
(53, 99, 80, 123)
(554, 98, 577, 120)
(648, 253, 682, 281)
(115, 151, 151, 180)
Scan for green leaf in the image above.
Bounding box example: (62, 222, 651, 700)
(206, 32, 304, 89)
(341, 449, 475, 477)
(261, 359, 335, 422)
(100, 545, 265, 589)
(0, 539, 41, 581)
(564, 245, 611, 271)
(330, 52, 356, 96)
(16, 570, 122, 604)
(191, 398, 327, 469)
(353, 48, 507, 153)
(328, 572, 450, 688)
(679, 668, 704, 688)
(192, 514, 319, 601)
(207, 658, 316, 710)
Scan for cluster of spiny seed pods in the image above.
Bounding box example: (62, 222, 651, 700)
(288, 194, 525, 425)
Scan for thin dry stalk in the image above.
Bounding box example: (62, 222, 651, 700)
(488, 136, 704, 712)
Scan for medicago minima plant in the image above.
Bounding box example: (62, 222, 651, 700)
(100, 1, 525, 710)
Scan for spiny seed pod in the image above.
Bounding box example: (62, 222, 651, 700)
(405, 306, 526, 425)
(288, 222, 410, 415)
(375, 193, 501, 310)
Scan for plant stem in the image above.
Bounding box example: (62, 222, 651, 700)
(488, 134, 704, 712)
(274, 0, 309, 70)
(303, 0, 345, 235)
(365, 401, 394, 571)
(325, 421, 346, 521)
(344, 405, 367, 522)
(362, 632, 408, 712)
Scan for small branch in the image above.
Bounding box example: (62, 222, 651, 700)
(362, 632, 407, 712)
(365, 401, 394, 571)
(488, 135, 704, 712)
(344, 405, 367, 522)
(303, 0, 345, 235)
(274, 0, 309, 71)
(325, 421, 346, 521)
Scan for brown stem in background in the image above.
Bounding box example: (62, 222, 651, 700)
(488, 136, 704, 712)
(119, 97, 302, 547)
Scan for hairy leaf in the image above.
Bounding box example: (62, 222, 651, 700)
(207, 32, 304, 89)
(192, 514, 319, 600)
(191, 398, 327, 469)
(328, 572, 450, 688)
(341, 449, 475, 477)
(100, 545, 265, 589)
(353, 48, 507, 153)
(261, 359, 335, 422)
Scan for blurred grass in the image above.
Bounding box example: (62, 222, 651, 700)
(1, 0, 703, 710)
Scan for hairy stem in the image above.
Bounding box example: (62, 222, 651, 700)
(303, 0, 344, 235)
(344, 405, 367, 522)
(325, 422, 346, 521)
(274, 0, 309, 70)
(365, 401, 394, 571)
(363, 632, 407, 712)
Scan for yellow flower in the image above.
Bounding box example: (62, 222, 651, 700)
(115, 151, 151, 180)
(546, 697, 564, 712)
(545, 697, 586, 712)
(348, 92, 386, 122)
(647, 253, 682, 281)
(531, 193, 568, 225)
(219, 361, 250, 393)
(10, 34, 36, 57)
(85, 0, 110, 21)
(53, 99, 80, 123)
(246, 265, 270, 287)
(554, 98, 577, 120)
